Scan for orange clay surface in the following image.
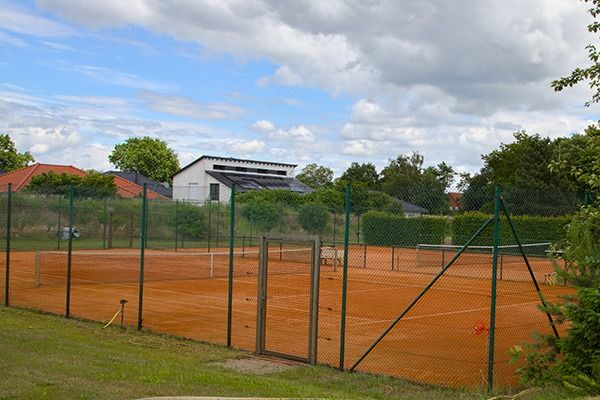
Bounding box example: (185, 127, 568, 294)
(3, 244, 572, 388)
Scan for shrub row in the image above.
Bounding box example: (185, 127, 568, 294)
(362, 211, 448, 247)
(451, 212, 571, 246)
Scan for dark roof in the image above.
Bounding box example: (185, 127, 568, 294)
(106, 171, 172, 198)
(175, 155, 297, 176)
(206, 171, 312, 193)
(399, 200, 429, 214)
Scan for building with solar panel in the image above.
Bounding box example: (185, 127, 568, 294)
(172, 155, 313, 203)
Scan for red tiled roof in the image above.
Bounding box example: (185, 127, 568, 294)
(0, 163, 86, 191)
(448, 192, 463, 209)
(0, 163, 165, 199)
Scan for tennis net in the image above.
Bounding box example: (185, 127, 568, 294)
(34, 247, 314, 287)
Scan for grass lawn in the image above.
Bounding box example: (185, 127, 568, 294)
(0, 307, 580, 400)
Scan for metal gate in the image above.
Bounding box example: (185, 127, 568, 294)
(256, 237, 320, 364)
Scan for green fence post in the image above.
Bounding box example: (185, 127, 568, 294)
(216, 201, 220, 249)
(584, 191, 590, 206)
(339, 184, 351, 370)
(57, 196, 62, 250)
(102, 197, 107, 250)
(207, 200, 212, 252)
(4, 183, 12, 306)
(487, 186, 502, 392)
(175, 199, 179, 251)
(65, 185, 74, 318)
(137, 184, 148, 330)
(227, 184, 236, 347)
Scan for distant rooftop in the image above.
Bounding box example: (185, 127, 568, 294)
(176, 155, 297, 176)
(106, 171, 172, 198)
(206, 171, 312, 193)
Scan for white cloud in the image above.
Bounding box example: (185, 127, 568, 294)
(250, 119, 315, 142)
(139, 92, 247, 120)
(0, 1, 73, 37)
(227, 139, 266, 154)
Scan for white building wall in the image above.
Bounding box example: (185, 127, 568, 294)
(173, 157, 293, 203)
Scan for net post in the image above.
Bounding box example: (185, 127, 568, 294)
(339, 184, 351, 370)
(4, 183, 12, 306)
(65, 185, 74, 318)
(242, 235, 245, 257)
(174, 199, 179, 251)
(226, 184, 236, 348)
(363, 244, 367, 269)
(137, 184, 148, 331)
(487, 186, 502, 392)
(391, 246, 395, 271)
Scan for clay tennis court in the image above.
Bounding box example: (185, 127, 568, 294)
(4, 244, 571, 388)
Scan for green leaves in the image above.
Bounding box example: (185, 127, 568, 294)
(109, 137, 180, 183)
(0, 133, 34, 172)
(26, 171, 118, 198)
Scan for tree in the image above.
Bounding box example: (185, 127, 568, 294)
(26, 171, 117, 198)
(335, 162, 379, 189)
(296, 163, 334, 188)
(0, 133, 34, 172)
(379, 152, 449, 214)
(298, 203, 329, 234)
(550, 125, 600, 192)
(109, 137, 179, 183)
(552, 0, 600, 106)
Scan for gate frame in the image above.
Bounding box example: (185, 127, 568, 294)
(255, 235, 320, 365)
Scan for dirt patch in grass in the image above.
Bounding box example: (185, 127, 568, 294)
(215, 357, 299, 374)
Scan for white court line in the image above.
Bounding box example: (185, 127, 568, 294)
(350, 300, 547, 327)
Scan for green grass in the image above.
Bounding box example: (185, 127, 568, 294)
(0, 307, 581, 400)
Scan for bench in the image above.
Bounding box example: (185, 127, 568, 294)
(320, 246, 341, 265)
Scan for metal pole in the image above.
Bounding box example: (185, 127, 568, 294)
(350, 215, 495, 372)
(339, 184, 351, 370)
(102, 197, 107, 250)
(584, 191, 589, 206)
(4, 183, 12, 306)
(333, 211, 337, 244)
(137, 184, 148, 330)
(174, 199, 179, 251)
(391, 246, 395, 271)
(65, 186, 74, 318)
(487, 186, 502, 392)
(363, 244, 367, 269)
(499, 198, 560, 339)
(216, 201, 220, 248)
(356, 213, 361, 243)
(227, 184, 236, 347)
(207, 200, 212, 252)
(57, 196, 62, 250)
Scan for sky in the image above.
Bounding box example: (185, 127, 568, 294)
(1, 0, 599, 177)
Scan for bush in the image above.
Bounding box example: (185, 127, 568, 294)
(451, 212, 571, 246)
(236, 190, 304, 207)
(241, 200, 281, 232)
(362, 211, 448, 247)
(298, 203, 329, 234)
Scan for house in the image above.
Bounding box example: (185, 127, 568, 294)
(448, 192, 463, 211)
(172, 155, 312, 203)
(0, 163, 165, 199)
(106, 171, 172, 198)
(399, 200, 429, 217)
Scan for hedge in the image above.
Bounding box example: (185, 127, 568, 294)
(362, 211, 448, 247)
(451, 212, 571, 246)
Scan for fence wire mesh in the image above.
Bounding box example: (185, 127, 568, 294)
(1, 182, 589, 390)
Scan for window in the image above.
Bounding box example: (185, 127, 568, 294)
(210, 183, 220, 201)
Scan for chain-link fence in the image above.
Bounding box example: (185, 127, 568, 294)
(1, 182, 589, 390)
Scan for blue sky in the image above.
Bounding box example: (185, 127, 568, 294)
(1, 0, 598, 177)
